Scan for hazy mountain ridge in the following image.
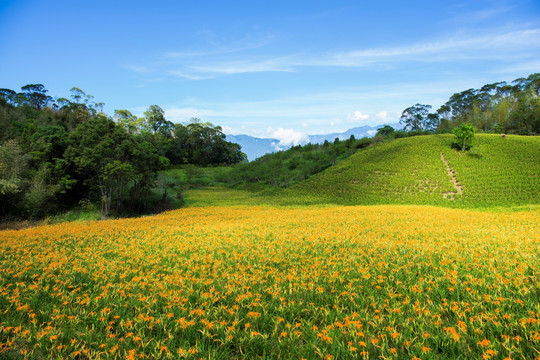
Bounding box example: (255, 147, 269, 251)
(227, 124, 400, 160)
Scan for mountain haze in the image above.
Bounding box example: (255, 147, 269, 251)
(227, 124, 399, 161)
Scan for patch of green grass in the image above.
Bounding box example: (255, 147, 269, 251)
(162, 165, 233, 189)
(183, 184, 277, 207)
(43, 209, 101, 225)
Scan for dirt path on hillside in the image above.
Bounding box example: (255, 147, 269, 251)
(441, 152, 463, 200)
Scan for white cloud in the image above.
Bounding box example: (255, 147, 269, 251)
(221, 125, 234, 135)
(165, 32, 272, 59)
(270, 142, 282, 151)
(443, 6, 512, 25)
(222, 125, 250, 135)
(367, 129, 378, 137)
(267, 127, 308, 149)
(347, 110, 370, 122)
(168, 71, 215, 80)
(375, 111, 388, 122)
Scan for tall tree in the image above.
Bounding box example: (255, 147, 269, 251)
(0, 88, 17, 106)
(0, 140, 30, 216)
(399, 104, 434, 131)
(64, 116, 135, 217)
(70, 87, 86, 104)
(114, 109, 144, 134)
(21, 84, 52, 110)
(144, 105, 172, 135)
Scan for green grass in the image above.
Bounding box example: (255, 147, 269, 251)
(160, 166, 232, 189)
(278, 134, 540, 208)
(443, 134, 539, 206)
(183, 184, 276, 207)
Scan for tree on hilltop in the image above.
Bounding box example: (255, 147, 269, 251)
(453, 123, 475, 151)
(399, 104, 438, 131)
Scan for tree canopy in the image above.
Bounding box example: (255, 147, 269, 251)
(399, 73, 540, 135)
(0, 84, 246, 220)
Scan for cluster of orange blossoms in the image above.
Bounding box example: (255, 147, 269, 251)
(0, 205, 538, 359)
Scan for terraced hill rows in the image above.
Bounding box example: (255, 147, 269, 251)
(287, 134, 540, 207)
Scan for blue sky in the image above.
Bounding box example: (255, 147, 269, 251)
(1, 0, 539, 145)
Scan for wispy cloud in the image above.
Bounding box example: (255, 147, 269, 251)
(317, 29, 540, 67)
(167, 70, 215, 80)
(164, 39, 269, 59)
(124, 28, 540, 80)
(186, 56, 296, 75)
(442, 4, 514, 25)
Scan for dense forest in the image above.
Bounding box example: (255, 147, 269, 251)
(0, 85, 245, 220)
(398, 73, 539, 134)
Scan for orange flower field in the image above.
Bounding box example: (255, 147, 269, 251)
(0, 205, 538, 359)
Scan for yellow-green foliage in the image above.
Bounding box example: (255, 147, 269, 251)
(287, 134, 540, 207)
(0, 206, 538, 359)
(443, 134, 539, 206)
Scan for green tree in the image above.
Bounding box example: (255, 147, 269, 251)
(376, 125, 395, 137)
(114, 109, 144, 134)
(64, 115, 168, 217)
(491, 98, 511, 133)
(144, 105, 173, 135)
(166, 120, 246, 166)
(508, 88, 540, 134)
(399, 104, 435, 131)
(0, 140, 29, 196)
(453, 123, 475, 151)
(70, 87, 86, 104)
(0, 140, 30, 216)
(0, 88, 17, 106)
(444, 89, 477, 122)
(21, 84, 52, 110)
(64, 116, 136, 217)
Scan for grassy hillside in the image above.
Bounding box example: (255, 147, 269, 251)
(225, 136, 375, 188)
(285, 134, 540, 208)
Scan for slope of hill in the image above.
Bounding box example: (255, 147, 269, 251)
(285, 134, 540, 208)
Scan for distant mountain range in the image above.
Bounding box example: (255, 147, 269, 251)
(227, 124, 400, 161)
